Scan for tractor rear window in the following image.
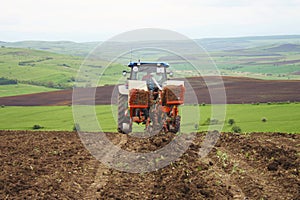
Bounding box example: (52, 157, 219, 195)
(134, 67, 164, 82)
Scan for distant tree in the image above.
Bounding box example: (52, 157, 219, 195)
(33, 124, 43, 129)
(202, 118, 219, 126)
(0, 77, 17, 85)
(47, 81, 54, 88)
(228, 119, 235, 126)
(232, 125, 241, 133)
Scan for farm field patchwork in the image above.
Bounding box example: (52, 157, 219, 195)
(2, 37, 300, 97)
(1, 36, 300, 199)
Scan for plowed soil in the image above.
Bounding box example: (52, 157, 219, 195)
(1, 76, 300, 105)
(1, 130, 299, 199)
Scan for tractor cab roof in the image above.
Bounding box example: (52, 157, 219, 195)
(128, 62, 169, 68)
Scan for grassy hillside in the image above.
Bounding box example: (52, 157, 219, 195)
(0, 35, 300, 97)
(0, 47, 116, 91)
(0, 104, 299, 133)
(0, 46, 125, 92)
(0, 41, 98, 56)
(197, 35, 300, 51)
(0, 47, 83, 88)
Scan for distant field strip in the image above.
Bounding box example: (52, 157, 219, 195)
(0, 84, 58, 97)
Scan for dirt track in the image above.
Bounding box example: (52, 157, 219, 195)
(1, 130, 299, 199)
(0, 76, 300, 105)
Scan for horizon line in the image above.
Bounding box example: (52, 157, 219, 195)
(1, 34, 300, 43)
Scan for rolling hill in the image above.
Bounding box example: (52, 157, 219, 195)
(0, 35, 300, 97)
(2, 35, 300, 55)
(0, 47, 82, 89)
(0, 41, 98, 56)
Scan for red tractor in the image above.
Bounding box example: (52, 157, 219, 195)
(117, 61, 185, 134)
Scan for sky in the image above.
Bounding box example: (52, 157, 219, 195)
(1, 0, 300, 42)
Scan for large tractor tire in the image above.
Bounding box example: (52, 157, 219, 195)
(117, 93, 132, 134)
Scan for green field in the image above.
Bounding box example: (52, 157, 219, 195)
(0, 47, 83, 87)
(0, 84, 58, 97)
(0, 103, 299, 133)
(0, 40, 98, 56)
(199, 103, 300, 133)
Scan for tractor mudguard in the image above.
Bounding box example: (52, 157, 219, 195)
(118, 85, 129, 95)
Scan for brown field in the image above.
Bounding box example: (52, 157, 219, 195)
(1, 76, 299, 199)
(1, 130, 299, 199)
(0, 76, 300, 106)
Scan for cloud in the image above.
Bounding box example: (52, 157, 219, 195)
(0, 0, 299, 41)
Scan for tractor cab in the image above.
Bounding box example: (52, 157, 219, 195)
(125, 62, 170, 90)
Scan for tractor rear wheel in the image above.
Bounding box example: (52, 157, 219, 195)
(117, 93, 132, 134)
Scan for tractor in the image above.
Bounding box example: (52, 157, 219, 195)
(117, 61, 185, 134)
